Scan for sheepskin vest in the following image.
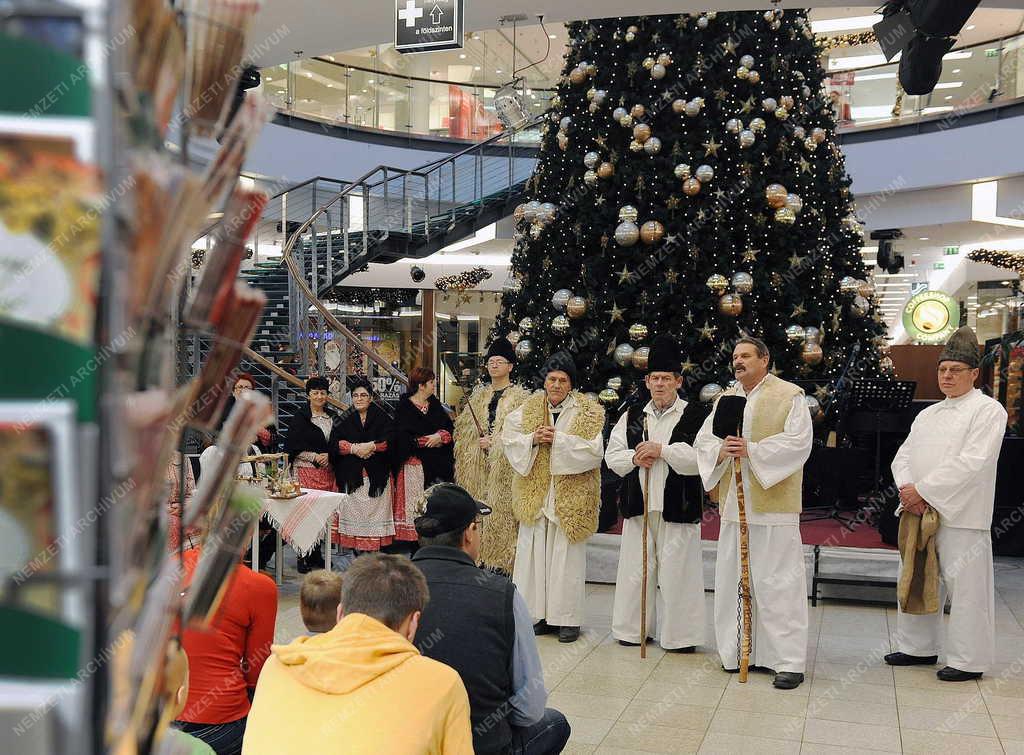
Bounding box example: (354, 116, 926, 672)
(511, 391, 604, 544)
(716, 374, 804, 514)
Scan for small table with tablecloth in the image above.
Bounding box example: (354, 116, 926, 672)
(253, 488, 347, 583)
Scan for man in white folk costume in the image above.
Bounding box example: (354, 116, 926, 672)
(453, 336, 531, 575)
(503, 351, 605, 643)
(885, 325, 1007, 681)
(695, 337, 813, 690)
(606, 335, 711, 651)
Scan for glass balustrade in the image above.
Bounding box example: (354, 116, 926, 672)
(262, 32, 1024, 140)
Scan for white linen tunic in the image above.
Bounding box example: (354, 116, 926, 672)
(694, 377, 813, 673)
(891, 388, 1006, 672)
(605, 398, 706, 649)
(503, 393, 604, 627)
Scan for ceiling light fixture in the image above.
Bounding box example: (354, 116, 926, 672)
(811, 14, 882, 34)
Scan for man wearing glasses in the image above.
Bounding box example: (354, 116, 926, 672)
(886, 326, 1007, 682)
(454, 337, 530, 575)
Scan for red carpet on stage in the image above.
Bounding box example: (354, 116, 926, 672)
(605, 509, 896, 550)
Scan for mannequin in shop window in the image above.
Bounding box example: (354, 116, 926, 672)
(284, 376, 339, 572)
(392, 367, 455, 552)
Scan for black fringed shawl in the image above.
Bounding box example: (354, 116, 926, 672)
(330, 403, 393, 497)
(393, 395, 455, 486)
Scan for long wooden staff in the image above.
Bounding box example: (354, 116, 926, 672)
(734, 440, 753, 683)
(640, 415, 651, 660)
(464, 395, 488, 456)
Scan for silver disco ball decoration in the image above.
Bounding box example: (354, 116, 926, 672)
(514, 338, 534, 360)
(613, 343, 635, 366)
(551, 288, 573, 311)
(493, 82, 530, 130)
(699, 383, 724, 403)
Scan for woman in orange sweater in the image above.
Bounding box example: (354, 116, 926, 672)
(173, 545, 278, 755)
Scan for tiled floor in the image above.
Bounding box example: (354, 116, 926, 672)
(272, 557, 1024, 754)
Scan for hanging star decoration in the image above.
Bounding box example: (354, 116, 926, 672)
(753, 213, 767, 226)
(627, 61, 640, 77)
(740, 96, 756, 114)
(652, 32, 661, 44)
(792, 301, 808, 317)
(700, 321, 717, 341)
(713, 87, 729, 102)
(770, 365, 783, 376)
(607, 302, 625, 322)
(696, 209, 708, 223)
(743, 248, 760, 263)
(617, 265, 637, 284)
(788, 252, 806, 269)
(594, 135, 608, 148)
(681, 359, 696, 374)
(600, 233, 610, 249)
(434, 266, 493, 291)
(721, 38, 738, 55)
(595, 194, 606, 205)
(703, 137, 722, 157)
(814, 384, 833, 403)
(662, 90, 675, 102)
(458, 291, 473, 305)
(666, 195, 681, 210)
(664, 268, 679, 285)
(714, 188, 727, 200)
(542, 257, 553, 270)
(674, 16, 687, 30)
(770, 272, 784, 287)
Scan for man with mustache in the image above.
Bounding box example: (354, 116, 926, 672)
(694, 337, 813, 689)
(885, 326, 1006, 682)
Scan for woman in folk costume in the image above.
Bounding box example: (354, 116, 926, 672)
(454, 336, 530, 574)
(330, 378, 396, 552)
(886, 326, 1007, 682)
(694, 337, 813, 690)
(393, 367, 455, 543)
(605, 334, 711, 651)
(502, 351, 605, 643)
(284, 376, 339, 572)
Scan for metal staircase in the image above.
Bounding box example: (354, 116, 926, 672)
(193, 116, 544, 439)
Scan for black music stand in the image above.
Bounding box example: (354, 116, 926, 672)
(851, 380, 917, 507)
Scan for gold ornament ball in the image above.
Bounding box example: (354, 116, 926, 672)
(644, 137, 662, 155)
(804, 137, 818, 152)
(657, 53, 673, 67)
(597, 162, 615, 179)
(627, 24, 639, 33)
(736, 66, 750, 80)
(765, 183, 789, 208)
(618, 204, 639, 222)
(643, 56, 656, 70)
(633, 123, 652, 142)
(857, 279, 875, 298)
(802, 342, 824, 366)
(583, 169, 598, 186)
(607, 376, 623, 391)
(880, 356, 894, 372)
(651, 63, 667, 80)
(599, 388, 620, 405)
(569, 67, 587, 85)
(585, 62, 597, 77)
(839, 275, 860, 296)
(557, 132, 569, 151)
(672, 98, 686, 113)
(674, 163, 691, 180)
(630, 103, 646, 119)
(775, 106, 789, 120)
(551, 94, 561, 108)
(588, 103, 599, 114)
(719, 293, 743, 316)
(750, 117, 767, 133)
(624, 31, 636, 42)
(629, 139, 644, 153)
(586, 87, 597, 101)
(551, 315, 571, 334)
(619, 114, 634, 128)
(631, 346, 650, 370)
(774, 207, 797, 225)
(640, 220, 665, 245)
(781, 95, 795, 110)
(567, 296, 588, 318)
(748, 70, 761, 85)
(706, 273, 729, 295)
(812, 127, 827, 144)
(628, 322, 648, 342)
(513, 203, 526, 223)
(683, 177, 701, 196)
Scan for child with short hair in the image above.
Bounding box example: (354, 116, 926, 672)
(299, 570, 343, 633)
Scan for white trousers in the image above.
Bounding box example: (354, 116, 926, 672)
(714, 520, 808, 674)
(612, 514, 706, 649)
(895, 526, 995, 673)
(513, 515, 588, 627)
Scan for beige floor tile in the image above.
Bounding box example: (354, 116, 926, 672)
(808, 679, 897, 704)
(891, 666, 952, 690)
(698, 731, 801, 754)
(561, 743, 597, 755)
(563, 715, 617, 746)
(718, 686, 809, 717)
(799, 745, 887, 755)
(707, 709, 805, 742)
(900, 729, 1003, 754)
(812, 662, 893, 687)
(895, 684, 985, 712)
(980, 692, 1022, 717)
(618, 699, 716, 732)
(588, 642, 667, 663)
(554, 672, 646, 698)
(633, 679, 725, 709)
(1002, 740, 1024, 755)
(898, 704, 997, 738)
(575, 655, 658, 681)
(806, 696, 899, 727)
(980, 676, 1024, 699)
(801, 719, 901, 752)
(547, 691, 634, 721)
(992, 714, 1024, 741)
(598, 721, 705, 754)
(648, 664, 731, 689)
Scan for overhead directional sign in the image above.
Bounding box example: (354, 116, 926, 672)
(395, 0, 464, 54)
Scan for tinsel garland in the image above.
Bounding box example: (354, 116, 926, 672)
(818, 30, 877, 51)
(434, 266, 493, 291)
(322, 286, 419, 307)
(967, 249, 1024, 276)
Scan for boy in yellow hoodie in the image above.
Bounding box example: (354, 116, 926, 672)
(243, 554, 472, 755)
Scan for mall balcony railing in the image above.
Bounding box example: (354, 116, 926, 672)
(260, 31, 1024, 141)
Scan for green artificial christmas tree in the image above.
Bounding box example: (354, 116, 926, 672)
(498, 10, 891, 407)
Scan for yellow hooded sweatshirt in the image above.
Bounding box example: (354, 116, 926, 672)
(242, 613, 472, 755)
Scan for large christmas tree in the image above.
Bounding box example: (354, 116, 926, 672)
(498, 10, 890, 405)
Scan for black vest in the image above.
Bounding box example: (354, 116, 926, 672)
(412, 546, 516, 754)
(619, 400, 710, 524)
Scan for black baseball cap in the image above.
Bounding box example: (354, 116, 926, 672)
(414, 483, 491, 537)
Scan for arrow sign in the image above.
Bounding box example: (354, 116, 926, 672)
(430, 4, 443, 24)
(395, 0, 462, 53)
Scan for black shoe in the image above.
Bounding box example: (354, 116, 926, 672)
(884, 652, 938, 667)
(667, 646, 696, 654)
(533, 620, 558, 636)
(937, 666, 983, 682)
(773, 672, 805, 690)
(296, 556, 312, 574)
(558, 626, 580, 643)
(722, 666, 739, 674)
(618, 639, 641, 647)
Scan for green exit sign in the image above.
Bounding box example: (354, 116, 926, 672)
(944, 246, 959, 256)
(985, 48, 999, 58)
(933, 262, 945, 270)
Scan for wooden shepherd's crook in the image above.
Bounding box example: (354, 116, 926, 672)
(640, 415, 651, 660)
(734, 447, 753, 683)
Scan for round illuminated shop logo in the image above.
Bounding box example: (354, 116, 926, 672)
(902, 291, 959, 344)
